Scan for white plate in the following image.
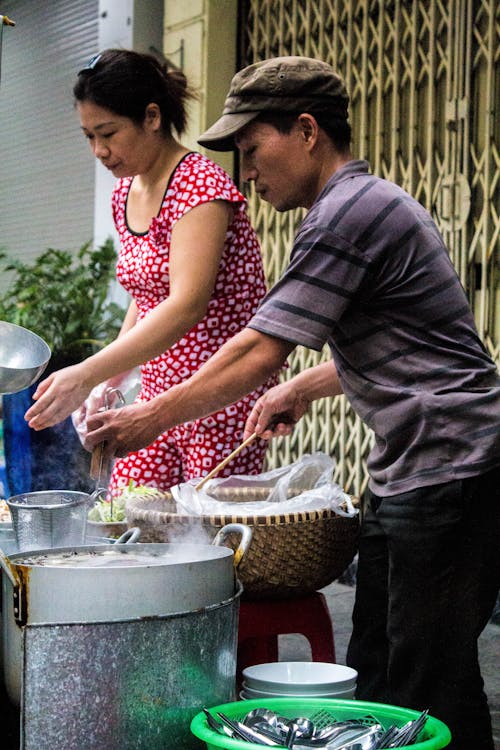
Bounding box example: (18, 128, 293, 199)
(242, 662, 358, 693)
(240, 686, 356, 700)
(241, 680, 356, 698)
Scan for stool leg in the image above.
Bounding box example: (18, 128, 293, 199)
(301, 593, 336, 662)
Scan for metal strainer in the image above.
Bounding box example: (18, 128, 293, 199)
(7, 490, 91, 552)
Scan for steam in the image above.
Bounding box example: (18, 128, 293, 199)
(120, 485, 215, 546)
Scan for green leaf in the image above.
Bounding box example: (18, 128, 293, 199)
(0, 238, 126, 362)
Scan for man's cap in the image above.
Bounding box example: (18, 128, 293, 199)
(198, 56, 349, 151)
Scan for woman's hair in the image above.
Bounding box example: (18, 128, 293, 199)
(73, 49, 195, 136)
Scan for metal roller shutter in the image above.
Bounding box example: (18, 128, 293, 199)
(0, 0, 98, 275)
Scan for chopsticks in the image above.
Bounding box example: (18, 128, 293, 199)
(195, 432, 258, 491)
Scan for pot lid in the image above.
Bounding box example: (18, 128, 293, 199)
(10, 542, 233, 568)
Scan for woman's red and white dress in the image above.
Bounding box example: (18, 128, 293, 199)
(108, 152, 274, 494)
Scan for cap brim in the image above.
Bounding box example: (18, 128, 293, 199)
(197, 111, 260, 151)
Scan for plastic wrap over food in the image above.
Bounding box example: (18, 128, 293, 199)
(171, 452, 357, 517)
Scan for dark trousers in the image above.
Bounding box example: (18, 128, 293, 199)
(346, 468, 500, 750)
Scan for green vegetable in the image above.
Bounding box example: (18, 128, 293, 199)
(117, 481, 167, 500)
(0, 239, 125, 364)
(87, 482, 166, 523)
(88, 496, 126, 523)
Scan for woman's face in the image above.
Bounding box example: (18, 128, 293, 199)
(77, 100, 157, 177)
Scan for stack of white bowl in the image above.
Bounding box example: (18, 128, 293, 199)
(240, 661, 357, 700)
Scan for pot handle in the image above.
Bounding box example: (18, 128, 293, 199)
(113, 527, 141, 544)
(212, 523, 253, 569)
(0, 547, 22, 588)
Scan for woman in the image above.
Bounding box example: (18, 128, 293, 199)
(25, 48, 275, 494)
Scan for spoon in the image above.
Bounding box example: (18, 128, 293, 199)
(244, 708, 282, 726)
(294, 717, 315, 739)
(243, 716, 284, 743)
(322, 725, 382, 750)
(287, 717, 315, 748)
(217, 712, 282, 746)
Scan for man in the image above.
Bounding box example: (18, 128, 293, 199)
(33, 56, 499, 748)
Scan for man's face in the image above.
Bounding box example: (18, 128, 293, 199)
(236, 119, 315, 211)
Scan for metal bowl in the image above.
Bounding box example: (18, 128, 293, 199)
(0, 321, 51, 394)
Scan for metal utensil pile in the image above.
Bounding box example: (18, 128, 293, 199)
(203, 707, 429, 749)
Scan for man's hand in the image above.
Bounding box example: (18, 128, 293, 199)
(84, 401, 163, 458)
(244, 380, 311, 440)
(244, 361, 343, 441)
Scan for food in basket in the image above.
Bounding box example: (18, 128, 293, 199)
(0, 498, 11, 522)
(87, 482, 165, 526)
(87, 495, 126, 523)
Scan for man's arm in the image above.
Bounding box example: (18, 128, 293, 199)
(84, 328, 295, 457)
(244, 360, 342, 440)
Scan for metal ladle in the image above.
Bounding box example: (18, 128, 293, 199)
(89, 387, 126, 517)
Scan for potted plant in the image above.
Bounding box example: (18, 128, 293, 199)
(0, 239, 126, 496)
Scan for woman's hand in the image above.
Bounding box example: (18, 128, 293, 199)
(71, 380, 119, 446)
(24, 364, 93, 430)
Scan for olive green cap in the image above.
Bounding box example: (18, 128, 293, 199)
(198, 56, 349, 151)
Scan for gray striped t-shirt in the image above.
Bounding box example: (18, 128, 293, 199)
(249, 160, 500, 495)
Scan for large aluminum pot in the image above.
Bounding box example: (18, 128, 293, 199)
(0, 522, 251, 706)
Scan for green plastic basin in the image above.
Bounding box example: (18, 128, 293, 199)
(190, 697, 451, 750)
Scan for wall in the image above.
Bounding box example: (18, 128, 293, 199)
(0, 0, 98, 276)
(163, 0, 238, 176)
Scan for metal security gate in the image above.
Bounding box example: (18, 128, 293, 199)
(239, 0, 499, 495)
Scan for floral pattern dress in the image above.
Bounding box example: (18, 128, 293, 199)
(108, 152, 274, 494)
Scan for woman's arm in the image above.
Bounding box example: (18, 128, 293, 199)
(80, 199, 232, 378)
(25, 200, 233, 429)
(117, 299, 138, 336)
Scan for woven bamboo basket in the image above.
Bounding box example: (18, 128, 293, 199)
(125, 487, 359, 600)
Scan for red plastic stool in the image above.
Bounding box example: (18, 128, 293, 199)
(237, 592, 336, 688)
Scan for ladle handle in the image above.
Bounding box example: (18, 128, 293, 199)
(89, 387, 126, 483)
(90, 442, 105, 481)
(195, 433, 258, 491)
(113, 527, 141, 544)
